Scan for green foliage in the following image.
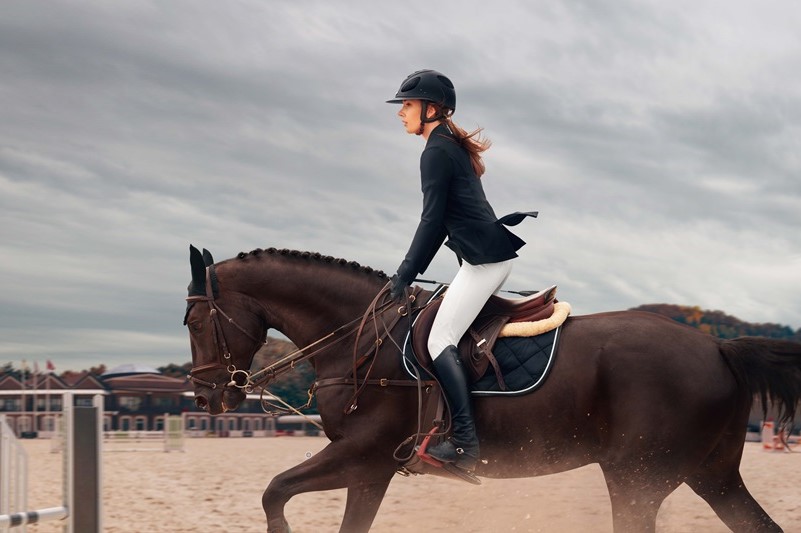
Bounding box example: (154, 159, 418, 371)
(0, 362, 22, 380)
(157, 362, 193, 379)
(251, 338, 317, 413)
(88, 364, 107, 376)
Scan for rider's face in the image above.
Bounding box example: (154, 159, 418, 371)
(397, 99, 423, 135)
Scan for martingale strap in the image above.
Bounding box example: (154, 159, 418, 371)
(315, 377, 437, 389)
(314, 374, 441, 465)
(342, 285, 425, 414)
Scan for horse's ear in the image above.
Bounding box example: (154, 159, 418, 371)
(202, 248, 214, 267)
(189, 245, 206, 296)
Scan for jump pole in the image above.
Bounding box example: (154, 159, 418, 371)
(67, 394, 102, 532)
(0, 393, 102, 532)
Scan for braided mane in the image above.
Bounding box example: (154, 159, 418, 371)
(235, 247, 388, 280)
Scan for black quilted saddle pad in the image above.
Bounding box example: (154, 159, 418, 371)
(470, 327, 560, 396)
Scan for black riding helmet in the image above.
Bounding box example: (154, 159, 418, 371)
(387, 69, 456, 127)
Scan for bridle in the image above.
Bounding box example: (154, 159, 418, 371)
(186, 266, 425, 404)
(185, 265, 268, 391)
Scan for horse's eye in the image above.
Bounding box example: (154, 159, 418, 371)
(188, 321, 202, 332)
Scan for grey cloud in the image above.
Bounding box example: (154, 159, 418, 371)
(1, 0, 799, 371)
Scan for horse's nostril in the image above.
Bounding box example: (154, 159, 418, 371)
(195, 396, 208, 410)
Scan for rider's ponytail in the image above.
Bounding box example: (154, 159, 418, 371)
(444, 117, 491, 178)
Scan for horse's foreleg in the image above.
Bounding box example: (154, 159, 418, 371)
(262, 446, 345, 533)
(265, 516, 291, 533)
(262, 440, 396, 533)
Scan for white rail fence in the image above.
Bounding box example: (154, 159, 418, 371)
(102, 414, 185, 453)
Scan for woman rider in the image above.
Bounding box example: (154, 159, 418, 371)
(386, 69, 536, 473)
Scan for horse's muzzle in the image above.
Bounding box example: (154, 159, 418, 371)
(223, 388, 246, 412)
(193, 389, 226, 415)
(193, 387, 246, 415)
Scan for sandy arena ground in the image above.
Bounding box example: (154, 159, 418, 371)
(14, 437, 801, 532)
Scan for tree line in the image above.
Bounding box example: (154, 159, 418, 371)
(631, 304, 801, 342)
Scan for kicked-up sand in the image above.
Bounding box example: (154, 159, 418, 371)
(15, 437, 801, 532)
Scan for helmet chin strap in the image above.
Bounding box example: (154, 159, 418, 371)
(417, 101, 448, 136)
(416, 101, 430, 135)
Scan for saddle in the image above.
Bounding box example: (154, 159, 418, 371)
(412, 285, 558, 388)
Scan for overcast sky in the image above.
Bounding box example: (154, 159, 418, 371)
(1, 0, 799, 372)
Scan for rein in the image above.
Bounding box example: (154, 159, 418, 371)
(247, 285, 423, 395)
(187, 272, 427, 404)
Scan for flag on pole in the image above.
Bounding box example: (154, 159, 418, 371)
(47, 360, 55, 372)
(33, 361, 39, 422)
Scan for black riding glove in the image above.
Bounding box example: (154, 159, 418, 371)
(389, 274, 410, 301)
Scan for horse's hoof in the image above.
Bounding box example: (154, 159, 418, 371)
(267, 518, 292, 533)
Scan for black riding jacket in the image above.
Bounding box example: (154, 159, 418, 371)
(396, 124, 536, 285)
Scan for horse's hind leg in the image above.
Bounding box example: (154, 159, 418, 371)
(688, 470, 782, 532)
(600, 463, 682, 533)
(686, 441, 782, 532)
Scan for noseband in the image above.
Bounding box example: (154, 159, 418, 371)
(186, 265, 266, 392)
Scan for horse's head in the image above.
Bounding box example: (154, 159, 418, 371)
(184, 245, 267, 415)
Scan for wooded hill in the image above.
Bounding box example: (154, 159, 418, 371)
(631, 304, 801, 342)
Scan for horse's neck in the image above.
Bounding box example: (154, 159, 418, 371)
(221, 256, 382, 349)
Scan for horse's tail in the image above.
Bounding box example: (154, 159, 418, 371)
(719, 337, 801, 431)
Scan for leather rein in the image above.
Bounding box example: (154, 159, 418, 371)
(186, 270, 429, 412)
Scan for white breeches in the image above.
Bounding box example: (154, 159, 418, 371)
(428, 259, 514, 358)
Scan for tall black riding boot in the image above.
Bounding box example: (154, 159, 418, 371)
(426, 345, 480, 471)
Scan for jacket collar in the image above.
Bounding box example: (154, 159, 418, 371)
(426, 123, 455, 146)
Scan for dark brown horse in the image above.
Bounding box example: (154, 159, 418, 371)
(184, 245, 801, 532)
